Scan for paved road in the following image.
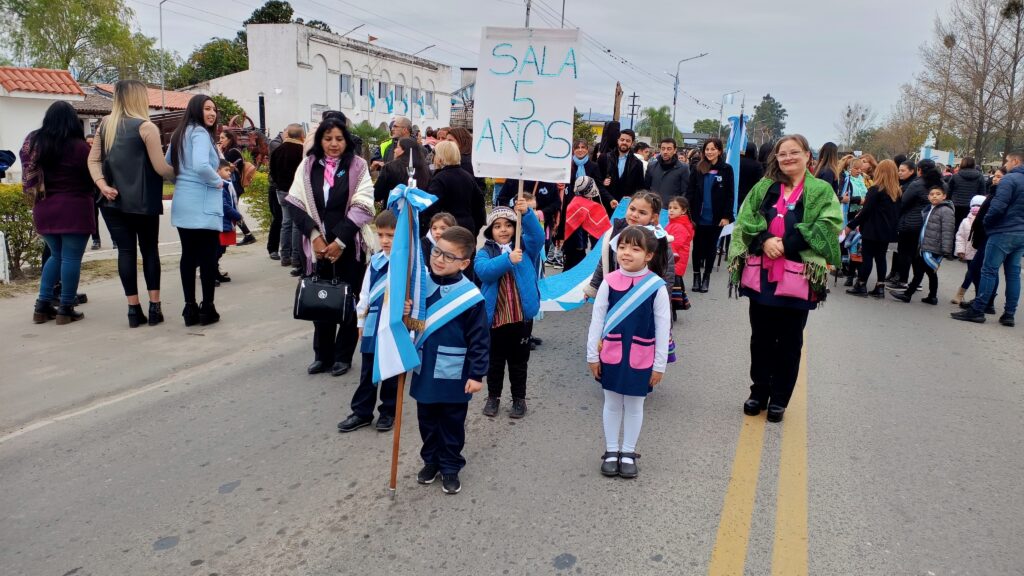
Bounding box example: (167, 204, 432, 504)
(1, 246, 1021, 575)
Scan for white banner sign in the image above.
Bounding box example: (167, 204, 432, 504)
(472, 27, 580, 183)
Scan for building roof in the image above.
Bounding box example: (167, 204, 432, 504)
(94, 83, 194, 110)
(0, 67, 85, 96)
(71, 86, 114, 116)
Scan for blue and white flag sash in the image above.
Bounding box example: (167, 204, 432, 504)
(601, 272, 664, 339)
(372, 184, 437, 383)
(415, 278, 484, 349)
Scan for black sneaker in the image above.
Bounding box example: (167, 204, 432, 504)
(337, 414, 372, 433)
(441, 473, 461, 494)
(951, 309, 986, 323)
(237, 234, 257, 246)
(290, 268, 302, 277)
(890, 290, 912, 303)
(510, 398, 527, 419)
(482, 397, 500, 417)
(999, 313, 1015, 327)
(269, 251, 281, 261)
(375, 414, 395, 431)
(921, 296, 938, 305)
(417, 464, 440, 484)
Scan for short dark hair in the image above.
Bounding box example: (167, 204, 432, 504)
(440, 226, 476, 259)
(374, 209, 397, 230)
(659, 138, 677, 148)
(633, 142, 650, 153)
(619, 129, 636, 142)
(218, 159, 234, 171)
(1006, 151, 1024, 164)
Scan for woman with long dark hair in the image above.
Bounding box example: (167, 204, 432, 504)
(22, 101, 94, 324)
(217, 130, 256, 247)
(89, 79, 176, 327)
(167, 94, 224, 326)
(729, 135, 842, 422)
(813, 141, 841, 194)
(284, 118, 375, 377)
(890, 159, 944, 289)
(845, 159, 901, 297)
(686, 138, 735, 293)
(373, 136, 430, 203)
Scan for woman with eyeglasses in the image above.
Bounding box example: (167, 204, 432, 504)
(728, 135, 842, 423)
(284, 118, 375, 377)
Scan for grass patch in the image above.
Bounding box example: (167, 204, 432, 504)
(162, 182, 174, 200)
(0, 259, 121, 299)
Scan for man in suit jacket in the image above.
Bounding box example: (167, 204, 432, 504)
(601, 129, 645, 207)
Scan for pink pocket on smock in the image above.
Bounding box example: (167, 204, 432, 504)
(741, 255, 763, 292)
(774, 260, 811, 300)
(628, 336, 656, 369)
(600, 334, 623, 364)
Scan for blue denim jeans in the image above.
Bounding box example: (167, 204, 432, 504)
(39, 234, 89, 306)
(972, 232, 1024, 316)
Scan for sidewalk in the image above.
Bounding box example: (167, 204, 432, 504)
(0, 201, 309, 434)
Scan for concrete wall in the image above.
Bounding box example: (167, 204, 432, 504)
(202, 24, 452, 138)
(0, 96, 59, 183)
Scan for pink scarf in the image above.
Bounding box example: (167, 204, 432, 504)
(323, 156, 339, 189)
(766, 181, 803, 283)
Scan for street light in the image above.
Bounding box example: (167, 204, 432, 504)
(718, 90, 742, 138)
(339, 23, 365, 39)
(668, 52, 709, 139)
(159, 0, 168, 111)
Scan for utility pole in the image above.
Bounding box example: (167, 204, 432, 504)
(525, 0, 532, 26)
(561, 0, 566, 27)
(159, 0, 168, 111)
(626, 92, 640, 130)
(667, 52, 709, 141)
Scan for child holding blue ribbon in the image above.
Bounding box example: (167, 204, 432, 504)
(587, 226, 671, 479)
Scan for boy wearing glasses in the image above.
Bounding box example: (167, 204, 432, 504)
(475, 198, 544, 419)
(412, 226, 490, 494)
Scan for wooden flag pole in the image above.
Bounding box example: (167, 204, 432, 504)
(389, 169, 419, 498)
(514, 177, 525, 250)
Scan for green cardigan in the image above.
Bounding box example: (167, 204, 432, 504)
(727, 171, 843, 294)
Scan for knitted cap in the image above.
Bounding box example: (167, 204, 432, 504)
(574, 175, 599, 199)
(970, 194, 986, 207)
(485, 206, 517, 230)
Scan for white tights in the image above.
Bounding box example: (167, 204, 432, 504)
(603, 390, 645, 462)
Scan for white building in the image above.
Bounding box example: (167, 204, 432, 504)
(197, 23, 452, 136)
(0, 67, 85, 183)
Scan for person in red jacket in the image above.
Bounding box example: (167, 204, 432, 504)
(666, 196, 695, 311)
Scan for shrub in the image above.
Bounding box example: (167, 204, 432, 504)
(0, 183, 42, 279)
(241, 171, 273, 232)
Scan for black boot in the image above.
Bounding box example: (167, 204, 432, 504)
(182, 302, 200, 327)
(692, 271, 702, 293)
(148, 302, 164, 326)
(33, 299, 57, 324)
(868, 284, 885, 299)
(127, 304, 147, 328)
(55, 305, 84, 325)
(846, 281, 868, 297)
(701, 271, 712, 293)
(844, 275, 855, 287)
(199, 302, 220, 326)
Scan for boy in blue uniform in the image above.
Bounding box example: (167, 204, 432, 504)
(412, 226, 490, 494)
(338, 210, 400, 433)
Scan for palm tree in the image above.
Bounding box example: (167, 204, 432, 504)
(635, 106, 679, 142)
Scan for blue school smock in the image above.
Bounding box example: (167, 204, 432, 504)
(359, 254, 389, 354)
(599, 272, 659, 397)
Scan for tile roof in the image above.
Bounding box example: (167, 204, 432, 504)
(0, 67, 85, 96)
(95, 83, 194, 110)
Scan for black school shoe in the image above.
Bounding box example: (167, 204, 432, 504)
(441, 473, 461, 494)
(999, 314, 1015, 327)
(375, 414, 395, 431)
(417, 463, 440, 484)
(766, 405, 786, 423)
(618, 453, 640, 478)
(743, 398, 762, 416)
(482, 397, 500, 417)
(330, 361, 351, 377)
(890, 290, 912, 303)
(510, 398, 527, 419)
(337, 414, 372, 433)
(600, 452, 620, 477)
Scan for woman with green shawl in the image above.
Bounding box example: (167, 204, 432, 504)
(727, 135, 842, 423)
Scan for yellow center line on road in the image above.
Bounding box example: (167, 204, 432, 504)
(708, 408, 767, 575)
(771, 351, 809, 576)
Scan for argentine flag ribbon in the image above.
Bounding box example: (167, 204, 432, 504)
(372, 184, 438, 383)
(368, 90, 376, 110)
(725, 114, 749, 215)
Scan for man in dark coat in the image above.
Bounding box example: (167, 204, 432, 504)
(737, 141, 764, 208)
(270, 123, 306, 272)
(948, 157, 989, 230)
(645, 137, 689, 207)
(601, 129, 645, 207)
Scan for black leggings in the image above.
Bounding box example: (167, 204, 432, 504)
(857, 238, 888, 285)
(693, 224, 723, 275)
(907, 255, 938, 299)
(102, 208, 161, 297)
(177, 228, 219, 304)
(748, 300, 809, 408)
(893, 229, 918, 282)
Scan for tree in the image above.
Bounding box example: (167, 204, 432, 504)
(999, 0, 1023, 155)
(635, 106, 679, 143)
(171, 38, 248, 88)
(304, 20, 332, 33)
(350, 120, 389, 155)
(0, 0, 154, 83)
(237, 0, 294, 46)
(210, 94, 244, 126)
(834, 102, 877, 149)
(692, 118, 729, 140)
(748, 94, 787, 144)
(572, 108, 595, 147)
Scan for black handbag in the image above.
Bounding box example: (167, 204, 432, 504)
(293, 266, 352, 323)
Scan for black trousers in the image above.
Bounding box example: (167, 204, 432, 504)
(177, 228, 219, 304)
(893, 229, 918, 282)
(351, 352, 398, 419)
(102, 208, 161, 297)
(92, 203, 101, 242)
(418, 402, 468, 474)
(487, 320, 532, 399)
(267, 184, 281, 254)
(748, 300, 809, 409)
(953, 205, 970, 235)
(857, 238, 888, 285)
(693, 224, 722, 275)
(907, 254, 938, 299)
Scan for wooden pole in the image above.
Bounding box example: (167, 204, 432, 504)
(514, 178, 525, 250)
(388, 170, 419, 498)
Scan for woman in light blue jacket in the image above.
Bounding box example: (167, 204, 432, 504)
(167, 94, 224, 326)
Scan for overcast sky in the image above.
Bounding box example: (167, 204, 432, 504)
(128, 0, 955, 146)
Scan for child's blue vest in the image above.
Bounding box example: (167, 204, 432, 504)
(598, 271, 661, 397)
(359, 253, 389, 354)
